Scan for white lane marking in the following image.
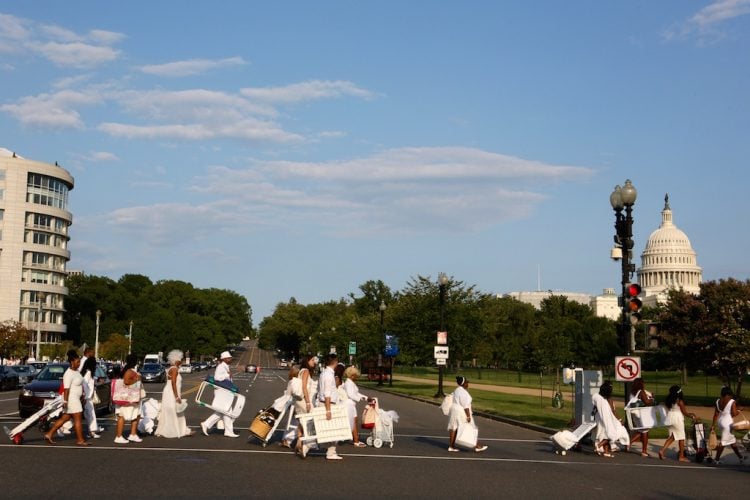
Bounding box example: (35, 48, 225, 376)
(0, 442, 721, 469)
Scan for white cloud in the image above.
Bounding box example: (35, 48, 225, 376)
(139, 56, 247, 77)
(98, 120, 304, 143)
(0, 13, 123, 67)
(241, 80, 377, 103)
(85, 151, 119, 162)
(0, 88, 102, 128)
(664, 0, 750, 43)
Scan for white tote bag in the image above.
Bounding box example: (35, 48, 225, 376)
(454, 421, 478, 449)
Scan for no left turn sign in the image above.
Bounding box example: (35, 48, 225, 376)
(615, 356, 641, 382)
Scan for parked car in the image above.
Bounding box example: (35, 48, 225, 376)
(178, 363, 194, 374)
(18, 363, 112, 418)
(29, 361, 47, 371)
(0, 366, 20, 390)
(11, 365, 37, 385)
(140, 363, 166, 383)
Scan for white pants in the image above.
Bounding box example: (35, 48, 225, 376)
(62, 398, 98, 433)
(203, 412, 235, 435)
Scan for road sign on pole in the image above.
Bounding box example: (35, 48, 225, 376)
(348, 341, 356, 355)
(434, 346, 449, 360)
(615, 356, 641, 382)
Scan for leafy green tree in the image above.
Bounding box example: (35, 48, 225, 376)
(0, 320, 31, 362)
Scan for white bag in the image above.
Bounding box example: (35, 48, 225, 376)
(290, 377, 303, 400)
(440, 393, 454, 416)
(454, 421, 478, 449)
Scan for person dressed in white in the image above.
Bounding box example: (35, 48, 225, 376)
(317, 353, 342, 460)
(79, 354, 102, 438)
(447, 376, 488, 452)
(156, 350, 193, 438)
(711, 386, 746, 464)
(343, 366, 369, 447)
(592, 381, 629, 457)
(44, 350, 89, 446)
(201, 351, 239, 438)
(294, 356, 318, 456)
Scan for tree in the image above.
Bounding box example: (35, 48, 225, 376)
(0, 320, 31, 362)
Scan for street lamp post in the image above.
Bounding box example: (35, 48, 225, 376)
(610, 180, 637, 402)
(434, 273, 449, 398)
(35, 292, 45, 360)
(378, 300, 386, 386)
(95, 310, 101, 361)
(128, 320, 133, 355)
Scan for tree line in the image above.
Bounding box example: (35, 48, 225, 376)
(59, 273, 252, 361)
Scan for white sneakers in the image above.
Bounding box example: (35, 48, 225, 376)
(200, 422, 210, 436)
(128, 434, 143, 443)
(224, 432, 240, 438)
(326, 454, 343, 460)
(448, 447, 459, 452)
(114, 436, 128, 444)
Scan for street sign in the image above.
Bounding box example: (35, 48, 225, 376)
(615, 356, 641, 382)
(434, 346, 449, 360)
(436, 358, 447, 366)
(348, 341, 356, 355)
(437, 331, 447, 345)
(384, 334, 399, 356)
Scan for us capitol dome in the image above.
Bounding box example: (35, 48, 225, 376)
(637, 194, 702, 306)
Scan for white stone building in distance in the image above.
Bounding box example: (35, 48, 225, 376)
(0, 148, 74, 359)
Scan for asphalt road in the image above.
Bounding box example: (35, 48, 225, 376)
(0, 343, 748, 499)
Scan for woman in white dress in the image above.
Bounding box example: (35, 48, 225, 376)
(44, 350, 89, 446)
(343, 366, 369, 447)
(80, 356, 101, 439)
(711, 386, 745, 464)
(447, 376, 488, 453)
(293, 355, 318, 456)
(156, 350, 193, 438)
(658, 385, 696, 462)
(592, 381, 629, 457)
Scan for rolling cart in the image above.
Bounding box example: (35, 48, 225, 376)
(4, 396, 64, 445)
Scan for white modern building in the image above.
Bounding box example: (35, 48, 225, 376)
(0, 148, 74, 359)
(637, 194, 702, 306)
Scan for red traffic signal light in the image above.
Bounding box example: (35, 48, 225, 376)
(627, 283, 642, 297)
(626, 283, 643, 323)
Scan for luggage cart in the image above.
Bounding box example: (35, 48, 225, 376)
(4, 395, 64, 445)
(249, 398, 296, 447)
(297, 405, 352, 448)
(195, 380, 245, 419)
(551, 421, 597, 455)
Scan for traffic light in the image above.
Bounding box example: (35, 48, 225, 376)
(627, 283, 642, 324)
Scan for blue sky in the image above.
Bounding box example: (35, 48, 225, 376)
(1, 1, 749, 323)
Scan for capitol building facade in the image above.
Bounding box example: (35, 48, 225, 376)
(504, 194, 702, 319)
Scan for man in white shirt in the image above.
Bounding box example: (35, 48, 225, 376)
(200, 351, 240, 438)
(318, 353, 342, 460)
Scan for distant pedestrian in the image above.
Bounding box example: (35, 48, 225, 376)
(44, 350, 89, 446)
(627, 378, 654, 457)
(156, 350, 193, 438)
(659, 385, 696, 462)
(114, 353, 143, 444)
(317, 353, 343, 460)
(592, 381, 629, 457)
(711, 386, 746, 465)
(447, 376, 488, 453)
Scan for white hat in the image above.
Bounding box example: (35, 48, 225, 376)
(220, 351, 232, 360)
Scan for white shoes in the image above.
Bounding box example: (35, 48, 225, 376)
(475, 445, 488, 453)
(200, 422, 210, 436)
(224, 432, 240, 438)
(128, 434, 143, 443)
(326, 454, 343, 460)
(448, 447, 459, 452)
(89, 432, 101, 439)
(114, 436, 128, 444)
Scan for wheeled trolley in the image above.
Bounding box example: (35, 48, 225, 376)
(297, 405, 352, 447)
(249, 398, 296, 447)
(362, 398, 396, 448)
(4, 395, 64, 445)
(551, 421, 597, 455)
(195, 380, 245, 419)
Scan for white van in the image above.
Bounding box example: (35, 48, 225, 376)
(144, 354, 162, 365)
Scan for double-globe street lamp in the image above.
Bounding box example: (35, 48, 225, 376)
(378, 300, 386, 386)
(610, 180, 638, 354)
(434, 272, 449, 398)
(94, 310, 101, 361)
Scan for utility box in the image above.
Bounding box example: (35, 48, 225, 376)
(575, 370, 603, 426)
